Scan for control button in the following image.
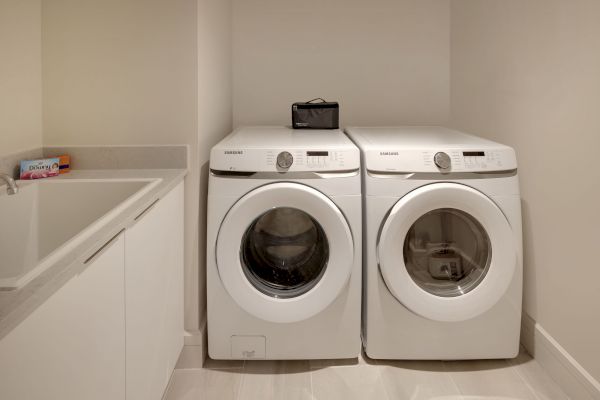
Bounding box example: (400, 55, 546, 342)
(276, 151, 294, 169)
(434, 152, 452, 171)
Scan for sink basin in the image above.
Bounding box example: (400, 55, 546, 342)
(0, 178, 160, 289)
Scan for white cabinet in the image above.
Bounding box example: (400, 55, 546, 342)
(0, 181, 184, 400)
(0, 232, 126, 400)
(125, 182, 184, 400)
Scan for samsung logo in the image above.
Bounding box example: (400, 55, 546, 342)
(224, 150, 244, 155)
(379, 152, 399, 156)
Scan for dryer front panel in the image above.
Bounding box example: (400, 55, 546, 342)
(377, 182, 517, 322)
(216, 182, 354, 323)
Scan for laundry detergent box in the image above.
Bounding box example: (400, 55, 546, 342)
(20, 158, 61, 180)
(58, 154, 71, 174)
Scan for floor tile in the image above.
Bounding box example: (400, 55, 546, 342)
(309, 356, 362, 370)
(509, 349, 569, 400)
(311, 363, 389, 400)
(444, 359, 538, 400)
(204, 356, 245, 370)
(163, 369, 242, 400)
(378, 360, 462, 400)
(309, 350, 375, 370)
(361, 350, 378, 365)
(164, 352, 569, 400)
(238, 360, 312, 400)
(175, 346, 205, 370)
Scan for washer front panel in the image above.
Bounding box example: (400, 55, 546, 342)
(377, 183, 517, 322)
(216, 182, 354, 323)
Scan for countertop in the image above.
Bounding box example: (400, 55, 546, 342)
(0, 169, 186, 340)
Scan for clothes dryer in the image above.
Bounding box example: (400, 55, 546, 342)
(346, 126, 522, 359)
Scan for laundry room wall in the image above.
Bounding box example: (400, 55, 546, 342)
(42, 0, 198, 149)
(41, 0, 233, 335)
(0, 0, 42, 157)
(450, 0, 600, 384)
(196, 0, 233, 335)
(232, 0, 450, 128)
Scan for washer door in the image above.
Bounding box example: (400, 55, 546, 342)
(378, 182, 516, 322)
(216, 182, 354, 323)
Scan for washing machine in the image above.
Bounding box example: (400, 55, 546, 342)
(345, 126, 522, 360)
(207, 126, 362, 360)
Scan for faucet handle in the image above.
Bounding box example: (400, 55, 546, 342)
(0, 173, 19, 195)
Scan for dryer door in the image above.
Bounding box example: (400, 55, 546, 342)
(216, 182, 354, 323)
(378, 182, 517, 322)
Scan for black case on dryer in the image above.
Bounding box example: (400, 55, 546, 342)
(291, 98, 339, 129)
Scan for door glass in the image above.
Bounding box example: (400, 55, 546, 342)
(403, 208, 491, 297)
(241, 207, 329, 298)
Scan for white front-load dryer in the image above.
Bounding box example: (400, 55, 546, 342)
(207, 126, 362, 360)
(346, 126, 523, 360)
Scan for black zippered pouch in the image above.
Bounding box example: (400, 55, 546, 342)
(292, 98, 339, 129)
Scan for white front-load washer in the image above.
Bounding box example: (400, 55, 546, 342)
(207, 126, 362, 360)
(346, 126, 523, 360)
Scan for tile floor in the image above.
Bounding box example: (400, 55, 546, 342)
(164, 348, 569, 400)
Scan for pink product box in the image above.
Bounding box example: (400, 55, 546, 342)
(20, 158, 60, 180)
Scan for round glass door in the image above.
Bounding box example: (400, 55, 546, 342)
(378, 183, 517, 322)
(241, 207, 329, 298)
(216, 182, 354, 323)
(403, 208, 491, 297)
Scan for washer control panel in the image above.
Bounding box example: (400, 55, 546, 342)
(433, 152, 452, 170)
(209, 126, 361, 173)
(264, 149, 352, 171)
(276, 151, 294, 169)
(266, 150, 349, 170)
(306, 151, 334, 168)
(211, 148, 359, 172)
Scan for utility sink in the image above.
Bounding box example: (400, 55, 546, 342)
(0, 178, 160, 289)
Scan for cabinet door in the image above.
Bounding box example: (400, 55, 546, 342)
(0, 233, 126, 400)
(125, 182, 184, 400)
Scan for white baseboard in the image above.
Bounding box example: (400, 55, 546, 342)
(175, 320, 208, 369)
(521, 313, 600, 400)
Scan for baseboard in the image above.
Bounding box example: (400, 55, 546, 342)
(521, 313, 600, 400)
(175, 320, 208, 369)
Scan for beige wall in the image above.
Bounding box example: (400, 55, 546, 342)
(41, 0, 206, 332)
(451, 0, 600, 381)
(0, 0, 42, 157)
(232, 0, 450, 127)
(42, 0, 198, 147)
(196, 0, 233, 330)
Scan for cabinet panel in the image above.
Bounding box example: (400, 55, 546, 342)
(125, 182, 184, 400)
(0, 233, 126, 400)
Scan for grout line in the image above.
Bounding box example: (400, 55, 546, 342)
(508, 357, 546, 400)
(377, 363, 393, 400)
(234, 360, 246, 400)
(502, 358, 542, 400)
(309, 366, 314, 399)
(442, 360, 467, 398)
(368, 356, 391, 400)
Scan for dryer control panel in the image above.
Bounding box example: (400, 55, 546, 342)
(425, 150, 511, 171)
(346, 126, 518, 174)
(365, 147, 517, 173)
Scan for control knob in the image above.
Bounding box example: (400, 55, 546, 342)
(276, 151, 294, 169)
(434, 152, 452, 171)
